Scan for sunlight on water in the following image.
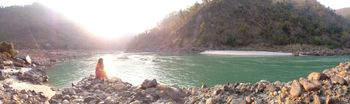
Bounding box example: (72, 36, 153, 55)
(94, 53, 160, 86)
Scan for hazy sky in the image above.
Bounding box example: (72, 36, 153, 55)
(318, 0, 350, 9)
(0, 0, 349, 38)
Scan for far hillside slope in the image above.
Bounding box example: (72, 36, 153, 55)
(127, 0, 350, 55)
(336, 7, 350, 20)
(0, 3, 128, 50)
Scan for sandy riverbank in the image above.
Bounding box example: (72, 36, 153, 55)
(200, 50, 294, 56)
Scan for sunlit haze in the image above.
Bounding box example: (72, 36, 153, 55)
(0, 0, 349, 39)
(38, 0, 201, 39)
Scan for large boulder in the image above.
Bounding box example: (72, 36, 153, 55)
(17, 69, 49, 84)
(299, 79, 321, 91)
(0, 41, 18, 57)
(308, 72, 327, 81)
(290, 80, 303, 97)
(140, 79, 158, 89)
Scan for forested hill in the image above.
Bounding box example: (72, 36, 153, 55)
(0, 3, 124, 50)
(337, 7, 350, 20)
(127, 0, 350, 53)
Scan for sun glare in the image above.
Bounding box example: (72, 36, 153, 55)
(99, 55, 116, 77)
(37, 0, 199, 39)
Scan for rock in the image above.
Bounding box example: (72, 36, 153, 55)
(19, 94, 28, 99)
(140, 79, 158, 89)
(338, 69, 348, 78)
(62, 99, 69, 104)
(313, 95, 321, 104)
(0, 64, 4, 69)
(0, 71, 8, 80)
(2, 61, 12, 65)
(290, 80, 303, 97)
(62, 95, 70, 100)
(63, 88, 76, 95)
(245, 96, 252, 104)
(212, 89, 222, 95)
(308, 72, 327, 81)
(201, 84, 207, 88)
(222, 85, 229, 91)
(13, 61, 25, 67)
(331, 76, 347, 85)
(299, 79, 321, 91)
(84, 96, 95, 103)
(130, 100, 143, 104)
(17, 69, 47, 84)
(25, 55, 32, 64)
(160, 86, 187, 102)
(205, 98, 216, 104)
(325, 95, 331, 104)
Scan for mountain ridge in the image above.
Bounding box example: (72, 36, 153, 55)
(0, 3, 127, 50)
(127, 0, 350, 54)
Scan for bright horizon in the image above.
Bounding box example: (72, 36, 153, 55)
(0, 0, 349, 39)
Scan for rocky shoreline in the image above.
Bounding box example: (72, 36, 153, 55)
(18, 49, 95, 67)
(0, 48, 96, 103)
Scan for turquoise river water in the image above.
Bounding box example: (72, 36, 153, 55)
(46, 52, 350, 88)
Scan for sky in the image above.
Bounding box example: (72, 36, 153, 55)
(0, 0, 349, 38)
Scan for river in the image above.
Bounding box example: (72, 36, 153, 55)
(46, 52, 350, 88)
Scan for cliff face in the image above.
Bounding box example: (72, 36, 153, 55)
(127, 0, 350, 52)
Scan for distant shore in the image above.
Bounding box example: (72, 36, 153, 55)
(200, 50, 294, 56)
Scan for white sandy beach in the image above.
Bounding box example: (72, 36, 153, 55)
(200, 50, 293, 56)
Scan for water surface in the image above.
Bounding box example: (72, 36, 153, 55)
(46, 53, 350, 88)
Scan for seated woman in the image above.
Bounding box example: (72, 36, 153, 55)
(96, 58, 108, 80)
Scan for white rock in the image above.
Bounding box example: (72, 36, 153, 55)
(25, 55, 32, 64)
(3, 61, 13, 65)
(62, 99, 69, 104)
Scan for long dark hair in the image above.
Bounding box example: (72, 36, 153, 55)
(98, 58, 104, 69)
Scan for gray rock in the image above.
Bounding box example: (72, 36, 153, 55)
(0, 64, 4, 69)
(140, 79, 158, 89)
(62, 99, 69, 104)
(72, 98, 84, 103)
(84, 96, 95, 103)
(0, 71, 8, 80)
(19, 94, 28, 99)
(130, 100, 143, 104)
(62, 95, 70, 100)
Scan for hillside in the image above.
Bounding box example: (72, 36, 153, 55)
(127, 0, 350, 53)
(0, 3, 126, 50)
(336, 7, 350, 20)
